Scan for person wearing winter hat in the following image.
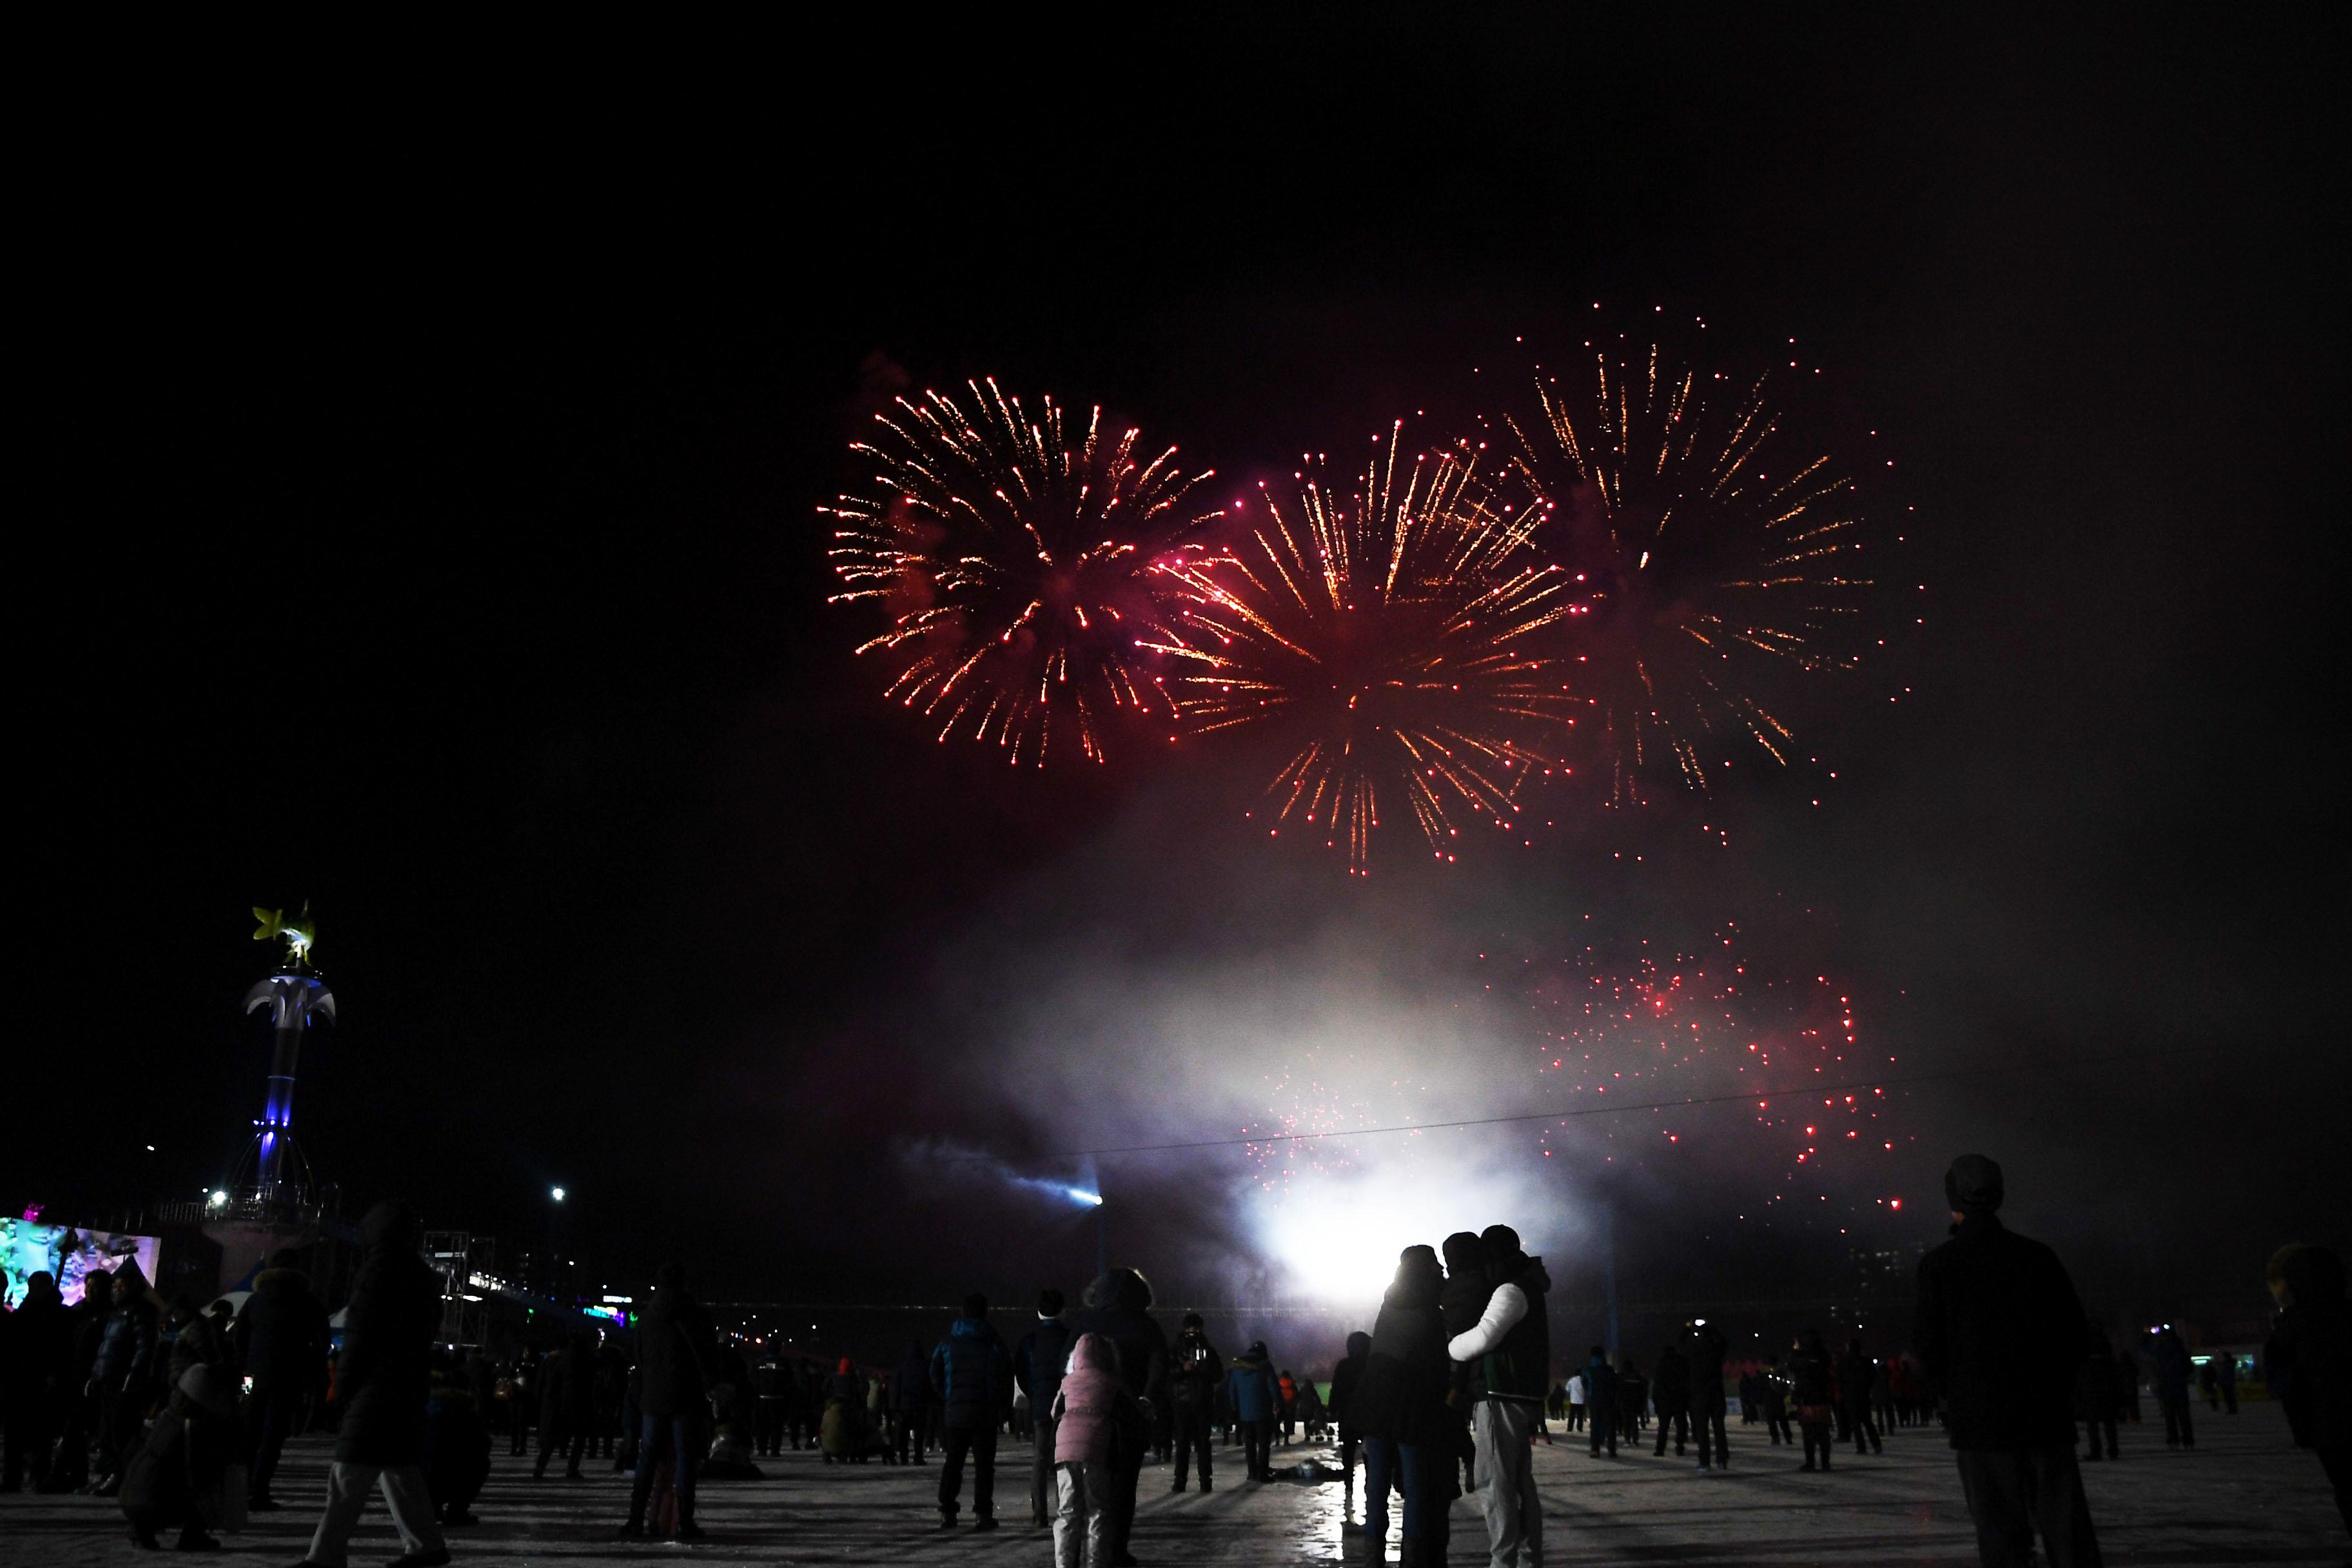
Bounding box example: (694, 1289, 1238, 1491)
(1448, 1224, 1553, 1568)
(1050, 1333, 1142, 1568)
(1914, 1155, 2103, 1567)
(1224, 1339, 1282, 1483)
(1166, 1311, 1225, 1493)
(929, 1292, 1012, 1530)
(1016, 1289, 1075, 1526)
(295, 1200, 452, 1568)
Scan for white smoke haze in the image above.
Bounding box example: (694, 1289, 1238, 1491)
(905, 775, 1620, 1305)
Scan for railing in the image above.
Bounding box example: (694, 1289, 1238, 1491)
(153, 1197, 322, 1227)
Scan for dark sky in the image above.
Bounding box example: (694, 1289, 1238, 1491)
(19, 12, 2343, 1324)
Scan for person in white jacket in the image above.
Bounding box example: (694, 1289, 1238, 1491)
(1447, 1225, 1553, 1568)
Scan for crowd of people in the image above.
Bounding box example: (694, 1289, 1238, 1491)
(2, 1159, 2347, 1567)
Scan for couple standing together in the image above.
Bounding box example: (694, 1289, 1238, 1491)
(1352, 1224, 1551, 1568)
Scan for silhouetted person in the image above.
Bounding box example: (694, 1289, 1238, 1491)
(3, 1271, 74, 1491)
(2265, 1243, 2352, 1541)
(1071, 1266, 1167, 1564)
(1327, 1328, 1370, 1495)
(1790, 1330, 1836, 1471)
(2150, 1326, 2195, 1449)
(1436, 1231, 1489, 1496)
(92, 1262, 158, 1491)
(299, 1200, 451, 1568)
(1652, 1340, 1692, 1456)
(1681, 1316, 1730, 1469)
(1226, 1340, 1280, 1482)
(119, 1364, 239, 1553)
(1760, 1359, 1793, 1447)
(893, 1340, 933, 1465)
(1914, 1154, 2103, 1567)
(618, 1260, 718, 1542)
(1050, 1332, 1141, 1568)
(1166, 1311, 1224, 1494)
(1838, 1339, 1883, 1455)
(1616, 1357, 1647, 1441)
(1350, 1246, 1452, 1568)
(424, 1356, 489, 1527)
(2215, 1350, 2238, 1415)
(233, 1248, 328, 1511)
(534, 1331, 599, 1478)
(2075, 1322, 2119, 1461)
(930, 1291, 1012, 1529)
(1582, 1347, 1618, 1457)
(1449, 1224, 1550, 1568)
(1017, 1290, 1074, 1522)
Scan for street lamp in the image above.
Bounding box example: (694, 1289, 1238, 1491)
(551, 1187, 566, 1202)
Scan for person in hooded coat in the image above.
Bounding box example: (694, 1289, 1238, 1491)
(1448, 1224, 1551, 1568)
(296, 1199, 450, 1568)
(619, 1260, 720, 1541)
(1327, 1329, 1371, 1488)
(1050, 1331, 1141, 1568)
(233, 1248, 329, 1511)
(2266, 1243, 2352, 1541)
(1071, 1268, 1166, 1564)
(1681, 1316, 1731, 1470)
(1349, 1246, 1452, 1568)
(1165, 1311, 1224, 1494)
(930, 1292, 1012, 1529)
(119, 1362, 240, 1552)
(1224, 1340, 1282, 1483)
(1651, 1340, 1692, 1457)
(1017, 1289, 1075, 1524)
(1914, 1153, 2103, 1568)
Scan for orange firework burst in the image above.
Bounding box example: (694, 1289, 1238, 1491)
(822, 380, 1219, 765)
(1484, 344, 1873, 798)
(1149, 422, 1580, 869)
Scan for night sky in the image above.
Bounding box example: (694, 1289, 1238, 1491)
(20, 14, 2342, 1326)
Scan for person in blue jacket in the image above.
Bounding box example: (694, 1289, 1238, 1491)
(1225, 1341, 1283, 1482)
(928, 1294, 1012, 1529)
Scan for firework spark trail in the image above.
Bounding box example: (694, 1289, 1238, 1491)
(1149, 422, 1582, 869)
(1484, 921, 1910, 1216)
(1482, 344, 1874, 800)
(822, 379, 1219, 765)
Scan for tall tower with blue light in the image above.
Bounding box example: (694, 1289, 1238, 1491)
(239, 905, 334, 1209)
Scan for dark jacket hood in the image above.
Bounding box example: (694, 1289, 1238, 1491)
(1346, 1331, 1372, 1359)
(360, 1200, 423, 1255)
(1084, 1268, 1153, 1313)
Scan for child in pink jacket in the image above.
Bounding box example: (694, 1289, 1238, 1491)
(1049, 1333, 1141, 1568)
